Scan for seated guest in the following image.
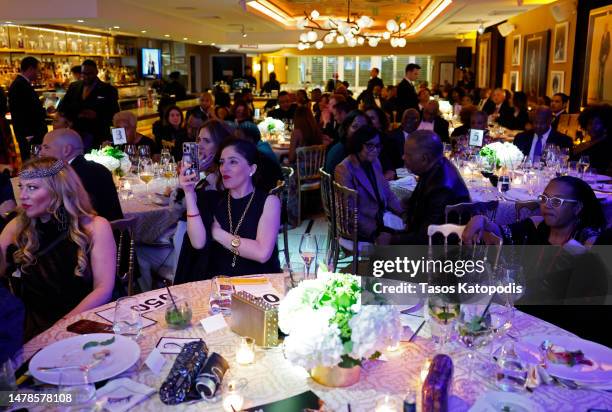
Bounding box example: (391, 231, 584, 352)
(112, 111, 156, 151)
(451, 106, 476, 139)
(357, 85, 385, 109)
(485, 88, 513, 126)
(380, 130, 470, 245)
(289, 106, 323, 164)
(194, 120, 236, 191)
(230, 101, 253, 125)
(335, 126, 403, 242)
(417, 101, 450, 143)
(502, 91, 529, 130)
(417, 88, 431, 117)
(153, 105, 187, 154)
(179, 139, 281, 278)
(0, 284, 24, 364)
(324, 110, 371, 175)
(40, 129, 123, 221)
(52, 112, 73, 130)
(551, 93, 569, 131)
(0, 157, 116, 340)
(322, 96, 350, 147)
(267, 91, 296, 122)
(514, 106, 572, 163)
(188, 92, 215, 121)
(573, 104, 612, 175)
(538, 95, 552, 107)
(314, 93, 329, 125)
(296, 89, 309, 107)
(237, 122, 276, 164)
(461, 93, 474, 109)
(237, 123, 282, 194)
(476, 87, 492, 111)
(462, 176, 606, 306)
(385, 108, 421, 171)
(364, 105, 394, 179)
(173, 113, 207, 161)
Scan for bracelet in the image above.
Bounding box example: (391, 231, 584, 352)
(187, 212, 200, 218)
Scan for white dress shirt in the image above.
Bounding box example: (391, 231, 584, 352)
(417, 121, 434, 132)
(528, 127, 552, 162)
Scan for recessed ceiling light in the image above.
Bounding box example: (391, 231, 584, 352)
(5, 21, 12, 24)
(113, 26, 120, 29)
(198, 40, 203, 43)
(183, 37, 188, 40)
(164, 34, 170, 37)
(141, 30, 147, 33)
(77, 19, 84, 23)
(211, 42, 216, 46)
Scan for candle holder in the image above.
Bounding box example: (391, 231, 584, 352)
(375, 395, 400, 412)
(235, 337, 255, 365)
(222, 378, 247, 412)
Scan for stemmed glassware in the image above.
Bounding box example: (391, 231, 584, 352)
(138, 157, 154, 199)
(578, 155, 590, 179)
(124, 144, 137, 173)
(58, 368, 96, 409)
(138, 145, 151, 159)
(30, 144, 41, 158)
(426, 297, 460, 354)
(443, 143, 452, 159)
(299, 233, 318, 280)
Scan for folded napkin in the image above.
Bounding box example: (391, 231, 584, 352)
(502, 188, 533, 202)
(96, 378, 155, 412)
(390, 175, 417, 190)
(383, 211, 406, 231)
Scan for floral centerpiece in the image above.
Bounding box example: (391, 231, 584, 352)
(85, 146, 131, 177)
(479, 141, 524, 170)
(279, 271, 401, 387)
(257, 117, 285, 140)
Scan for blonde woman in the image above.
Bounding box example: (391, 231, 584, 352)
(0, 157, 116, 340)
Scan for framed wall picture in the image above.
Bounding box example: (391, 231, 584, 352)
(522, 30, 551, 99)
(552, 21, 569, 63)
(510, 71, 520, 92)
(583, 4, 612, 105)
(550, 70, 565, 95)
(439, 62, 455, 86)
(477, 33, 491, 88)
(511, 35, 521, 66)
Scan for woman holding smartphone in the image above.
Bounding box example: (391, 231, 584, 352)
(178, 138, 281, 278)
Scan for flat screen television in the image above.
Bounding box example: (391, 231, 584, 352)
(141, 48, 161, 79)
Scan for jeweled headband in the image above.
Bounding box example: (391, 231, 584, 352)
(18, 160, 64, 179)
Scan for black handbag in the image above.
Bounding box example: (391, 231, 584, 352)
(159, 340, 209, 405)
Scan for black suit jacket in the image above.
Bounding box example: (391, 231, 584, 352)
(513, 130, 573, 158)
(367, 76, 384, 90)
(434, 117, 450, 143)
(70, 154, 123, 222)
(384, 128, 407, 170)
(396, 79, 418, 117)
(500, 108, 529, 130)
(481, 99, 495, 114)
(58, 79, 120, 148)
(551, 110, 567, 131)
(8, 75, 47, 144)
(395, 158, 470, 245)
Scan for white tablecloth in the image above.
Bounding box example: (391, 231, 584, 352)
(22, 275, 612, 411)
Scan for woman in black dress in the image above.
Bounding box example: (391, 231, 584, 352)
(153, 105, 187, 155)
(179, 139, 281, 277)
(0, 157, 116, 340)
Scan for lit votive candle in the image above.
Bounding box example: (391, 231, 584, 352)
(235, 337, 255, 365)
(386, 341, 400, 352)
(375, 395, 399, 412)
(222, 392, 244, 412)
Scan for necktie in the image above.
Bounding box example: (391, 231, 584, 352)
(533, 135, 543, 160)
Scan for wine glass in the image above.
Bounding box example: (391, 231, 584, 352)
(162, 160, 177, 186)
(457, 304, 494, 381)
(30, 144, 41, 158)
(138, 157, 154, 199)
(443, 143, 452, 159)
(58, 368, 96, 409)
(578, 155, 590, 179)
(160, 148, 172, 166)
(138, 144, 151, 159)
(299, 233, 318, 280)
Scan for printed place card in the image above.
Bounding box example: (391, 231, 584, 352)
(144, 347, 166, 375)
(200, 314, 228, 334)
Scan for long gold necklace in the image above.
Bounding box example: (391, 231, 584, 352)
(227, 189, 256, 267)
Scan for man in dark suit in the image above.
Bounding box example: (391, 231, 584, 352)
(484, 88, 513, 127)
(267, 91, 296, 122)
(40, 129, 123, 222)
(367, 67, 384, 91)
(58, 60, 120, 150)
(8, 56, 48, 161)
(551, 92, 569, 131)
(513, 106, 573, 163)
(379, 130, 470, 245)
(384, 108, 420, 170)
(417, 101, 450, 143)
(396, 63, 420, 117)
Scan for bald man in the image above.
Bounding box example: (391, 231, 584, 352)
(513, 106, 572, 163)
(385, 108, 421, 170)
(40, 129, 123, 221)
(379, 130, 470, 245)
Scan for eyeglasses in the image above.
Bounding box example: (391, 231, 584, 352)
(536, 194, 579, 208)
(364, 142, 382, 151)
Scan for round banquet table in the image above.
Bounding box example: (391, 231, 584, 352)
(22, 274, 612, 411)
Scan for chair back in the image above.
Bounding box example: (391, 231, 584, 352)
(427, 224, 465, 246)
(515, 200, 540, 222)
(332, 181, 359, 275)
(110, 216, 138, 296)
(296, 145, 326, 182)
(445, 201, 499, 225)
(481, 231, 503, 271)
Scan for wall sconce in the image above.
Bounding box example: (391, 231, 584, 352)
(253, 62, 261, 72)
(267, 62, 275, 72)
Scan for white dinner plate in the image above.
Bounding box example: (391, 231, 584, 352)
(521, 334, 612, 384)
(30, 333, 141, 385)
(591, 183, 612, 194)
(469, 391, 543, 412)
(582, 173, 611, 183)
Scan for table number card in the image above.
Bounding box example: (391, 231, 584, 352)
(111, 127, 128, 145)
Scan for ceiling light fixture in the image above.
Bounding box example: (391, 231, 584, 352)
(141, 30, 147, 33)
(406, 0, 452, 35)
(241, 25, 248, 38)
(77, 19, 84, 23)
(477, 19, 485, 35)
(246, 0, 292, 26)
(183, 37, 188, 40)
(164, 34, 170, 37)
(113, 26, 120, 29)
(5, 21, 12, 24)
(198, 40, 203, 43)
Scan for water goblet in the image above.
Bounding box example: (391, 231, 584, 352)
(58, 368, 96, 410)
(299, 233, 318, 280)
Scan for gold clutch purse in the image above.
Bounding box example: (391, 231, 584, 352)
(230, 291, 279, 347)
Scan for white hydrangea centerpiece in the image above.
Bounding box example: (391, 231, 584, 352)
(257, 117, 285, 137)
(279, 270, 401, 370)
(479, 141, 525, 170)
(85, 146, 131, 177)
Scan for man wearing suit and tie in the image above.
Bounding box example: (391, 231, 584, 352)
(550, 93, 569, 131)
(58, 60, 120, 150)
(513, 106, 572, 163)
(8, 56, 48, 161)
(483, 88, 513, 127)
(396, 63, 421, 116)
